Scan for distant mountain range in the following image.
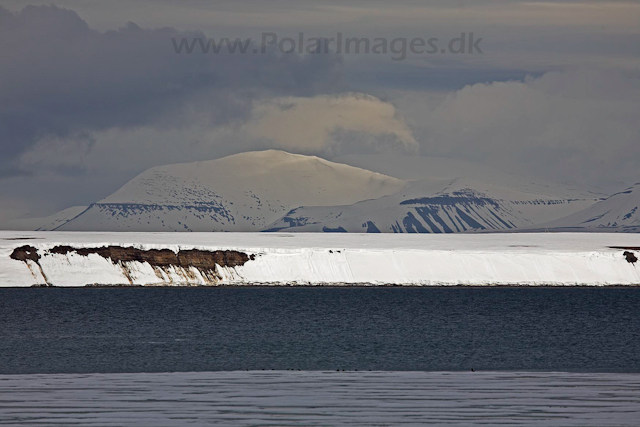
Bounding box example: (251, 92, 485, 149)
(536, 183, 640, 232)
(4, 150, 637, 233)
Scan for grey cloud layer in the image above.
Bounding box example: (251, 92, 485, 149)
(0, 1, 639, 223)
(396, 69, 640, 189)
(0, 5, 344, 174)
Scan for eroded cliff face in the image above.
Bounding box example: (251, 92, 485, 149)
(9, 245, 50, 285)
(10, 245, 255, 286)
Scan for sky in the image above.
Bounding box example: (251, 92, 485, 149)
(0, 0, 639, 223)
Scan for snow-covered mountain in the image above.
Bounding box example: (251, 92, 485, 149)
(2, 206, 88, 231)
(261, 153, 600, 234)
(265, 176, 598, 233)
(266, 153, 601, 233)
(332, 153, 598, 199)
(539, 183, 640, 232)
(49, 150, 406, 232)
(3, 150, 612, 233)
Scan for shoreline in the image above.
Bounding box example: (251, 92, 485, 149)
(3, 283, 640, 289)
(2, 231, 638, 287)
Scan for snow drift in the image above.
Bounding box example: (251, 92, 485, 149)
(1, 231, 638, 287)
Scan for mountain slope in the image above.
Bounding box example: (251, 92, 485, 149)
(54, 150, 406, 232)
(265, 177, 597, 233)
(540, 183, 640, 232)
(332, 153, 600, 200)
(10, 151, 609, 233)
(1, 206, 88, 231)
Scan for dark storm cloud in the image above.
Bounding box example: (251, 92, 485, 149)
(0, 5, 344, 173)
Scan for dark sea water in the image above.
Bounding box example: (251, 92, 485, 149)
(1, 287, 639, 374)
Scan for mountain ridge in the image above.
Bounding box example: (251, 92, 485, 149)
(4, 150, 635, 233)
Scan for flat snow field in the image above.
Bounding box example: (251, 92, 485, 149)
(0, 231, 639, 287)
(2, 371, 640, 426)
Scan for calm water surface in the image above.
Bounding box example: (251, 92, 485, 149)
(4, 371, 640, 426)
(1, 287, 639, 374)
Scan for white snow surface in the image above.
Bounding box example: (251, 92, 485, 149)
(1, 231, 638, 287)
